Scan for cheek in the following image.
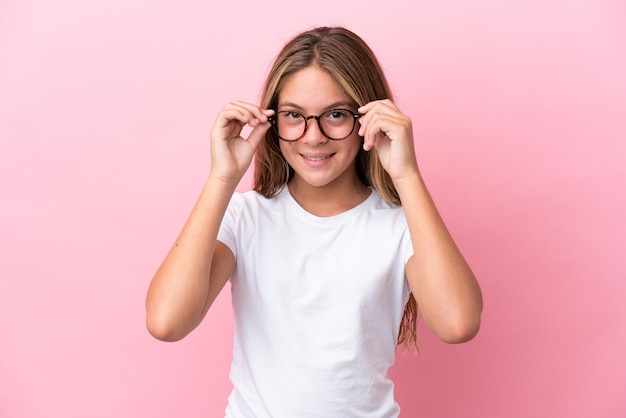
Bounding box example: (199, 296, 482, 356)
(345, 134, 364, 155)
(278, 142, 300, 167)
(279, 141, 293, 156)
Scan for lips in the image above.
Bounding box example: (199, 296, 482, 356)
(301, 153, 335, 162)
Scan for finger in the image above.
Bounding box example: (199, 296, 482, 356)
(361, 114, 408, 151)
(229, 101, 273, 124)
(358, 99, 397, 118)
(358, 99, 400, 120)
(214, 106, 272, 141)
(245, 120, 273, 151)
(360, 112, 397, 138)
(358, 101, 397, 137)
(220, 106, 256, 127)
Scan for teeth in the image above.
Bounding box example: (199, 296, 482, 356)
(304, 154, 331, 161)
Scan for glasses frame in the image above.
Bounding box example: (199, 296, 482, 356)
(268, 108, 361, 142)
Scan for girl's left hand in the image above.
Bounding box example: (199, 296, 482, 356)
(358, 99, 420, 182)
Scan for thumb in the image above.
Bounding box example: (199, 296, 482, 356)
(245, 122, 272, 151)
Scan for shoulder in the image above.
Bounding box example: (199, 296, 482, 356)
(229, 188, 269, 205)
(365, 188, 405, 218)
(227, 187, 288, 215)
(368, 188, 399, 209)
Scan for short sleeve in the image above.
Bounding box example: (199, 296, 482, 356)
(401, 225, 413, 265)
(217, 193, 241, 259)
(401, 223, 413, 302)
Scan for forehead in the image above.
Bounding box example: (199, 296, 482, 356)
(278, 66, 351, 111)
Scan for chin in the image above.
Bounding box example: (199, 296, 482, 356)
(296, 174, 336, 188)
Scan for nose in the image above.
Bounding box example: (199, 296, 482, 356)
(301, 117, 328, 145)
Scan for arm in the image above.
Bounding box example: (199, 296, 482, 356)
(145, 102, 274, 342)
(358, 100, 483, 343)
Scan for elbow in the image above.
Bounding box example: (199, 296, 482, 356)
(146, 308, 189, 342)
(438, 287, 484, 344)
(147, 317, 180, 342)
(430, 308, 482, 344)
(439, 316, 481, 344)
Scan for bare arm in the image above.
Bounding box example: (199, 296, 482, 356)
(146, 178, 237, 342)
(396, 173, 482, 343)
(358, 100, 483, 343)
(145, 102, 274, 341)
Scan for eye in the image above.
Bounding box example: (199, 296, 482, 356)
(282, 111, 302, 120)
(325, 109, 350, 120)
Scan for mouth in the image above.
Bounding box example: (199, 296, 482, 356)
(301, 153, 335, 162)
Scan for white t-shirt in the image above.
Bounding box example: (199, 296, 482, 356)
(218, 186, 413, 418)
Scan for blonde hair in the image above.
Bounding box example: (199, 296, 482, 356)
(253, 26, 418, 348)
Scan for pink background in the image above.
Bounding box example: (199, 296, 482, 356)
(1, 0, 625, 417)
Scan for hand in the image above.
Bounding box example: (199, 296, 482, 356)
(209, 101, 274, 184)
(357, 99, 420, 183)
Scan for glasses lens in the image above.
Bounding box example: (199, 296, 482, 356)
(319, 109, 355, 140)
(276, 112, 305, 141)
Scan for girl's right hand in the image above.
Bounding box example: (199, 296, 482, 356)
(209, 101, 274, 184)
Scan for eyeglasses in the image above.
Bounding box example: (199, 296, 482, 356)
(268, 108, 361, 142)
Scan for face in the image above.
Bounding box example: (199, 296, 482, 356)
(277, 66, 362, 190)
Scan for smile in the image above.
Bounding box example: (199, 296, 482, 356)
(301, 153, 335, 162)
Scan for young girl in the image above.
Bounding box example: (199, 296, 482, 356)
(146, 26, 483, 417)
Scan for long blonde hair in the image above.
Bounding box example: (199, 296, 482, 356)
(253, 26, 418, 348)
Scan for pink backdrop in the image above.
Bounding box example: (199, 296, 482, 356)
(1, 0, 625, 417)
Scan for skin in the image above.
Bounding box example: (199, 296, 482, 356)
(146, 65, 483, 344)
(277, 66, 371, 216)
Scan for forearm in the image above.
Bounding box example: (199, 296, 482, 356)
(395, 171, 483, 343)
(146, 176, 237, 341)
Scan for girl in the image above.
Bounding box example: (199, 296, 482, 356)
(146, 26, 483, 417)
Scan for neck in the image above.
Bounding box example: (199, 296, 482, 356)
(287, 174, 370, 217)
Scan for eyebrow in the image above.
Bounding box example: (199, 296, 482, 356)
(277, 100, 356, 111)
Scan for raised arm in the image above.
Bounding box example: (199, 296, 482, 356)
(145, 102, 274, 342)
(358, 100, 483, 343)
